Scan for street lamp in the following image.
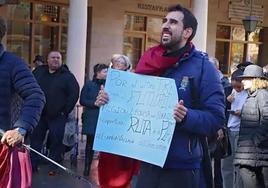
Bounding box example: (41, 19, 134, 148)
(243, 15, 258, 34)
(242, 1, 259, 62)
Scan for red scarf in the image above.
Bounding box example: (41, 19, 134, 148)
(98, 43, 193, 188)
(135, 43, 193, 76)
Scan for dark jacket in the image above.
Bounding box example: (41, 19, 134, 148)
(208, 74, 232, 158)
(0, 44, 45, 133)
(221, 76, 232, 119)
(33, 64, 79, 118)
(163, 48, 225, 169)
(80, 78, 105, 135)
(234, 89, 268, 167)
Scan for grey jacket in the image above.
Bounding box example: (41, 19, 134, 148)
(234, 89, 268, 167)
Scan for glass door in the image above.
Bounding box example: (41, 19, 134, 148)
(123, 34, 145, 69)
(34, 24, 59, 58)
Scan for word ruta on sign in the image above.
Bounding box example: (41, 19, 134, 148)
(137, 3, 168, 12)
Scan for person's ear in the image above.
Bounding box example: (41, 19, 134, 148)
(183, 28, 193, 40)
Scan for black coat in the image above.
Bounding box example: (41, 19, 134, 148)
(80, 79, 104, 135)
(234, 89, 268, 167)
(33, 65, 79, 118)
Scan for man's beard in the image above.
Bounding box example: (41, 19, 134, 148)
(161, 36, 182, 51)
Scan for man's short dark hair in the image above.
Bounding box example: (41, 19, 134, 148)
(0, 17, 7, 42)
(168, 4, 198, 41)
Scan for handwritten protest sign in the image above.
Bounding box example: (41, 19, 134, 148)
(93, 69, 178, 167)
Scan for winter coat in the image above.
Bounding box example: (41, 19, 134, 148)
(33, 65, 79, 118)
(234, 89, 268, 167)
(0, 43, 45, 132)
(80, 78, 105, 135)
(162, 48, 225, 169)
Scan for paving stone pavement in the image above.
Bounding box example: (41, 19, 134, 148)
(32, 159, 99, 188)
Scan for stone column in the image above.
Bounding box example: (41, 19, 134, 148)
(192, 0, 208, 52)
(66, 0, 88, 89)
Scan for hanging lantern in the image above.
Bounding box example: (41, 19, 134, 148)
(243, 15, 258, 33)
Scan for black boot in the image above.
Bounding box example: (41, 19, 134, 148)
(83, 148, 90, 177)
(83, 135, 94, 177)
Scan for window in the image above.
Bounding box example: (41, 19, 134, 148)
(34, 24, 59, 57)
(6, 1, 68, 68)
(123, 36, 143, 68)
(123, 13, 162, 68)
(215, 24, 262, 75)
(6, 21, 30, 62)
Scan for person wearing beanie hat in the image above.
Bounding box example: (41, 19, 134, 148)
(233, 64, 268, 188)
(222, 68, 248, 188)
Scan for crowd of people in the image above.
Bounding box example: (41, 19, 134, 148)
(0, 3, 268, 188)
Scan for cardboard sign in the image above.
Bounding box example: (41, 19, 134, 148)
(93, 69, 178, 167)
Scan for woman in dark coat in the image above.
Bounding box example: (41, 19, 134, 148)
(80, 63, 108, 176)
(234, 65, 268, 188)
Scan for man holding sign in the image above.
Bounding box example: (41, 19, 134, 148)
(96, 4, 225, 188)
